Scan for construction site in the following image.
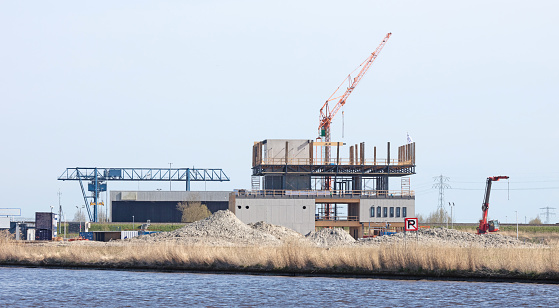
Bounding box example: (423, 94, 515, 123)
(3, 33, 544, 245)
(51, 33, 416, 240)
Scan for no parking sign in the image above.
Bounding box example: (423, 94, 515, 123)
(405, 218, 419, 231)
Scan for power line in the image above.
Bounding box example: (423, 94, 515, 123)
(540, 207, 556, 224)
(433, 175, 450, 212)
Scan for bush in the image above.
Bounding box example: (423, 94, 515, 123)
(176, 201, 211, 223)
(419, 208, 452, 224)
(529, 216, 543, 224)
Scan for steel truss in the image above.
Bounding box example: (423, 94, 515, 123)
(58, 167, 229, 222)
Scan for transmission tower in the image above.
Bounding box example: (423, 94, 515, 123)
(539, 207, 556, 224)
(433, 175, 451, 211)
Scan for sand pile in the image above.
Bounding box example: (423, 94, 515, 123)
(130, 210, 356, 247)
(359, 227, 539, 248)
(305, 228, 356, 247)
(131, 210, 281, 246)
(248, 221, 305, 241)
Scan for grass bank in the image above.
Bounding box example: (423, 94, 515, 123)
(1, 239, 558, 282)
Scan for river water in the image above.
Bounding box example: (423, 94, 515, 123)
(0, 267, 557, 307)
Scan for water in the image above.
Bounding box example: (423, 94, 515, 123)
(0, 267, 557, 307)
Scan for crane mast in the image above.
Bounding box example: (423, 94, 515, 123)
(318, 32, 392, 163)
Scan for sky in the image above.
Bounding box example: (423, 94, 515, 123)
(1, 1, 558, 223)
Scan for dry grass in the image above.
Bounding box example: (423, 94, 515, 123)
(1, 240, 558, 280)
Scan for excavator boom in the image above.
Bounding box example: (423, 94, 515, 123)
(477, 176, 509, 234)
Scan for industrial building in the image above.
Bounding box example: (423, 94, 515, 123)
(110, 191, 230, 222)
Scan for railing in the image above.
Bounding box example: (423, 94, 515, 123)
(315, 215, 359, 221)
(258, 158, 413, 166)
(234, 189, 415, 198)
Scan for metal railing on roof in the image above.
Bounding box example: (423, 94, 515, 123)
(234, 189, 414, 198)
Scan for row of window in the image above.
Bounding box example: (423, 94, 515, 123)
(370, 206, 407, 218)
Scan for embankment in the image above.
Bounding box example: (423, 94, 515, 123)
(1, 211, 558, 282)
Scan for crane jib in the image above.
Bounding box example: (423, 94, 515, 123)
(317, 32, 392, 135)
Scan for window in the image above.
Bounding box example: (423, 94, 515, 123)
(396, 207, 401, 218)
(383, 207, 388, 218)
(403, 207, 407, 218)
(390, 207, 394, 218)
(377, 207, 382, 217)
(370, 206, 375, 218)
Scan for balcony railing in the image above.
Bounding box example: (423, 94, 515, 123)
(315, 215, 359, 221)
(234, 189, 414, 198)
(257, 157, 414, 166)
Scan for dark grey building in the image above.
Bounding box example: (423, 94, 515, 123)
(110, 191, 230, 223)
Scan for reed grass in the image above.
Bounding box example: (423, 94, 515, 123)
(1, 238, 558, 281)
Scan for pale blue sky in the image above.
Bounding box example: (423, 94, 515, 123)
(1, 1, 557, 223)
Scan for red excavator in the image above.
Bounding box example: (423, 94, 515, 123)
(477, 176, 509, 234)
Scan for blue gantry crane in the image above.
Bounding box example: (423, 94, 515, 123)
(58, 167, 230, 222)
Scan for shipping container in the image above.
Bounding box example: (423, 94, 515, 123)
(93, 231, 121, 242)
(36, 229, 52, 241)
(121, 231, 139, 239)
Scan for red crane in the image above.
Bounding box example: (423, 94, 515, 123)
(477, 176, 509, 234)
(318, 32, 392, 162)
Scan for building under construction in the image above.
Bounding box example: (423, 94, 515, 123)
(229, 139, 416, 238)
(229, 33, 415, 239)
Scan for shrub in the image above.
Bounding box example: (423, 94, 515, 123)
(176, 201, 211, 223)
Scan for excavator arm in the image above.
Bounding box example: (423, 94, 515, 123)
(477, 176, 509, 234)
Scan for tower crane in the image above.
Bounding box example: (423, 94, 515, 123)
(318, 32, 392, 163)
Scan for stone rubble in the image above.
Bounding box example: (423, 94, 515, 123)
(359, 227, 539, 248)
(63, 210, 540, 248)
(130, 210, 281, 246)
(305, 228, 357, 247)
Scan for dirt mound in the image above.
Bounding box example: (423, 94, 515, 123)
(132, 210, 281, 246)
(305, 228, 356, 247)
(359, 227, 539, 248)
(248, 221, 304, 241)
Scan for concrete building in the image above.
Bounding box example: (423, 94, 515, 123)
(231, 138, 417, 238)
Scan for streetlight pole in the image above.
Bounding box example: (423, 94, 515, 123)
(169, 163, 173, 191)
(76, 206, 82, 233)
(132, 215, 135, 230)
(449, 202, 455, 229)
(515, 211, 518, 240)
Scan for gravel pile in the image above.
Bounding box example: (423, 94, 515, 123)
(248, 221, 305, 241)
(109, 211, 542, 248)
(131, 210, 281, 246)
(359, 227, 539, 248)
(305, 228, 356, 247)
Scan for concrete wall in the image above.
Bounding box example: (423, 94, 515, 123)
(263, 139, 311, 162)
(359, 199, 415, 223)
(232, 198, 315, 235)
